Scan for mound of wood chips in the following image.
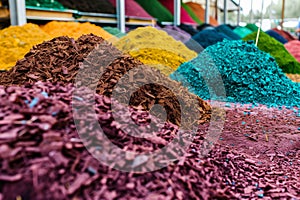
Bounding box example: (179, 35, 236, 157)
(0, 34, 211, 126)
(0, 82, 230, 200)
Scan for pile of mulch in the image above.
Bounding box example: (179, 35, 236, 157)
(215, 25, 241, 40)
(81, 42, 211, 126)
(233, 26, 252, 38)
(0, 34, 107, 86)
(0, 82, 231, 200)
(56, 0, 116, 13)
(286, 73, 300, 82)
(192, 29, 232, 49)
(0, 33, 211, 127)
(103, 27, 126, 38)
(179, 24, 198, 36)
(215, 103, 300, 199)
(243, 31, 300, 74)
(245, 24, 259, 32)
(197, 23, 214, 31)
(285, 40, 300, 63)
(272, 28, 296, 42)
(171, 39, 300, 107)
(266, 30, 288, 44)
(155, 25, 191, 44)
(1, 82, 299, 199)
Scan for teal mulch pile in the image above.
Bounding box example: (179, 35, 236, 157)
(246, 23, 259, 32)
(103, 27, 126, 38)
(170, 39, 300, 107)
(135, 0, 173, 22)
(192, 29, 232, 49)
(216, 24, 241, 40)
(243, 31, 300, 74)
(233, 26, 253, 38)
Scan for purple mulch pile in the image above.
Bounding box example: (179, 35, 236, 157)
(0, 82, 229, 200)
(215, 104, 300, 199)
(155, 25, 191, 44)
(0, 83, 299, 199)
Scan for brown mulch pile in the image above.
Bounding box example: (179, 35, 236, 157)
(0, 34, 211, 126)
(0, 34, 107, 85)
(286, 73, 300, 82)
